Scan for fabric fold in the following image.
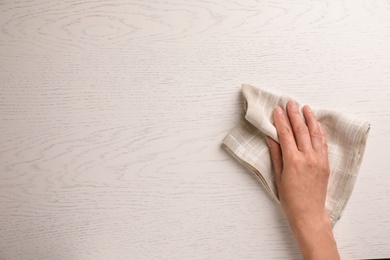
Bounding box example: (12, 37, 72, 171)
(222, 84, 370, 226)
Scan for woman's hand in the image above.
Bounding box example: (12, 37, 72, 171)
(267, 100, 340, 260)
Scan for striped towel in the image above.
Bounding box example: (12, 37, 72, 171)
(222, 84, 370, 226)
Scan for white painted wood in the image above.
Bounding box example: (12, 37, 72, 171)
(1, 0, 389, 259)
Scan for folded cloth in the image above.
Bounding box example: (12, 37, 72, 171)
(222, 84, 370, 226)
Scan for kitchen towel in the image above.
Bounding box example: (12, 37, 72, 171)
(222, 84, 370, 226)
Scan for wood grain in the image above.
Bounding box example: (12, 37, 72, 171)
(1, 0, 390, 259)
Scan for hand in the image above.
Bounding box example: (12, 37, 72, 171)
(267, 100, 329, 226)
(267, 100, 340, 260)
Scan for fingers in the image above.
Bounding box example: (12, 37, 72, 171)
(273, 106, 298, 156)
(286, 100, 312, 151)
(267, 137, 282, 185)
(302, 105, 323, 152)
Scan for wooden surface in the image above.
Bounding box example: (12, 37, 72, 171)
(1, 0, 390, 259)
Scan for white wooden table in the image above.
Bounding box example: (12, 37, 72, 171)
(1, 0, 389, 259)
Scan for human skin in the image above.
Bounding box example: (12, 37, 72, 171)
(266, 100, 340, 260)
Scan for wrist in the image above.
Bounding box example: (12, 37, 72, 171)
(288, 211, 339, 260)
(288, 210, 331, 234)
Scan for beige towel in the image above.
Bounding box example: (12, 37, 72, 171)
(222, 84, 370, 226)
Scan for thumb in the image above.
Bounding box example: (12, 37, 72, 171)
(266, 137, 283, 186)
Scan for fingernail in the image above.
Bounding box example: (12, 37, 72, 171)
(306, 105, 312, 112)
(288, 100, 297, 109)
(275, 106, 283, 114)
